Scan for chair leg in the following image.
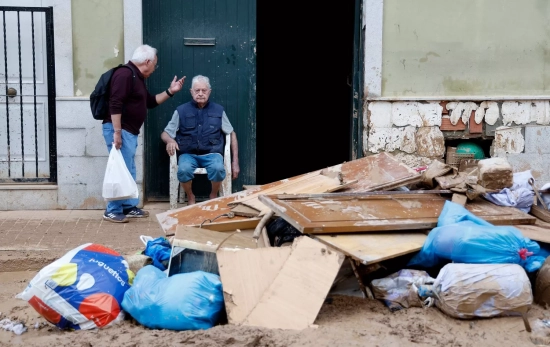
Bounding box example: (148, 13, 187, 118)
(169, 154, 179, 210)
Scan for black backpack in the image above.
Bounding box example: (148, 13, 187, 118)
(89, 64, 135, 120)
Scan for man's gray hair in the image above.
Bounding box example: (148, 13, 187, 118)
(191, 75, 212, 89)
(130, 44, 157, 64)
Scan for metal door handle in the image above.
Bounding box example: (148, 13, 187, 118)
(7, 87, 17, 98)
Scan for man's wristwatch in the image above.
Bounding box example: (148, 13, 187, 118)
(166, 89, 174, 97)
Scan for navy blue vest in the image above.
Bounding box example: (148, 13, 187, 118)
(175, 100, 225, 155)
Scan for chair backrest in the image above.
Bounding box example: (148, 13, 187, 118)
(169, 133, 232, 209)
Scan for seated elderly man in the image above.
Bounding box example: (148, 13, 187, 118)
(161, 75, 240, 205)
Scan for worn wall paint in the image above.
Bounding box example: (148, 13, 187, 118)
(381, 0, 550, 97)
(502, 102, 531, 126)
(392, 102, 422, 127)
(72, 0, 124, 96)
(493, 126, 525, 155)
(415, 126, 445, 157)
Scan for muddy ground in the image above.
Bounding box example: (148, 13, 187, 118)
(2, 270, 550, 347)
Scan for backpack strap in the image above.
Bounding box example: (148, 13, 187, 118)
(121, 64, 136, 94)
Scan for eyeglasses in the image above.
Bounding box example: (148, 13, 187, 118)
(147, 59, 159, 69)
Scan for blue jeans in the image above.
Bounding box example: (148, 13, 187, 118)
(103, 123, 139, 214)
(177, 153, 226, 183)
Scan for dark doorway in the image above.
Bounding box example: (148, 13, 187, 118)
(256, 3, 355, 184)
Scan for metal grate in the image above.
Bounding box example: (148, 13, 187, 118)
(0, 6, 56, 183)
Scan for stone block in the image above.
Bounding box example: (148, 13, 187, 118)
(478, 157, 513, 190)
(57, 128, 86, 156)
(57, 183, 105, 210)
(524, 125, 550, 154)
(415, 127, 445, 157)
(493, 126, 524, 155)
(57, 156, 106, 185)
(368, 101, 393, 128)
(3, 189, 58, 210)
(392, 102, 422, 127)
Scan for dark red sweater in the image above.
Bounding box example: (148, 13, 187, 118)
(104, 61, 158, 135)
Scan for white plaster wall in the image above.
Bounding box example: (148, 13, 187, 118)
(0, 0, 145, 210)
(362, 0, 550, 186)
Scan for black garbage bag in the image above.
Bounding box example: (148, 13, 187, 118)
(266, 217, 304, 247)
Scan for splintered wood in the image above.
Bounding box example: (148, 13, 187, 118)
(216, 236, 344, 330)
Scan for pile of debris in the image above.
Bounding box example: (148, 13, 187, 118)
(15, 152, 550, 334)
(150, 152, 550, 332)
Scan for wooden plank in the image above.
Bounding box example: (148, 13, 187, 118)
(337, 152, 422, 192)
(216, 236, 344, 330)
(157, 170, 346, 234)
(314, 232, 428, 265)
(530, 204, 550, 223)
(514, 224, 550, 244)
(157, 153, 423, 234)
(192, 218, 262, 232)
(230, 204, 261, 217)
(231, 174, 349, 215)
(173, 225, 258, 252)
(257, 194, 536, 234)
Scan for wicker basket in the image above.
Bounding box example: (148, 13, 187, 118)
(446, 147, 475, 167)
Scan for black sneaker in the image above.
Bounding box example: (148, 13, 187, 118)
(103, 212, 129, 223)
(123, 207, 150, 218)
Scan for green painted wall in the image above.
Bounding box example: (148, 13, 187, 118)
(382, 0, 550, 97)
(71, 0, 124, 96)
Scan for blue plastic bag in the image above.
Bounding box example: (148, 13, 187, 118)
(121, 265, 224, 331)
(408, 200, 543, 271)
(143, 237, 172, 271)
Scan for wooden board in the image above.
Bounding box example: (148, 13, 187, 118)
(257, 194, 536, 234)
(157, 152, 422, 234)
(337, 152, 422, 192)
(530, 204, 550, 223)
(173, 225, 258, 252)
(229, 172, 350, 215)
(216, 236, 344, 330)
(514, 224, 550, 244)
(314, 232, 428, 265)
(230, 204, 261, 217)
(157, 170, 346, 233)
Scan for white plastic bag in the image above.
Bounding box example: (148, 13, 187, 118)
(102, 145, 138, 201)
(433, 263, 532, 319)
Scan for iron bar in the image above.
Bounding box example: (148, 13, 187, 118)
(2, 10, 10, 177)
(45, 7, 56, 183)
(31, 11, 38, 177)
(16, 10, 24, 176)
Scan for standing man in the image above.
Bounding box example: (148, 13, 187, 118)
(103, 44, 185, 223)
(161, 75, 240, 205)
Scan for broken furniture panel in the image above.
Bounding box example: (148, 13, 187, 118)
(336, 152, 422, 192)
(157, 152, 422, 234)
(257, 193, 536, 234)
(156, 170, 349, 234)
(216, 236, 344, 330)
(314, 232, 428, 265)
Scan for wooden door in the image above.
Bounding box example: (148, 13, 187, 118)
(143, 0, 256, 200)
